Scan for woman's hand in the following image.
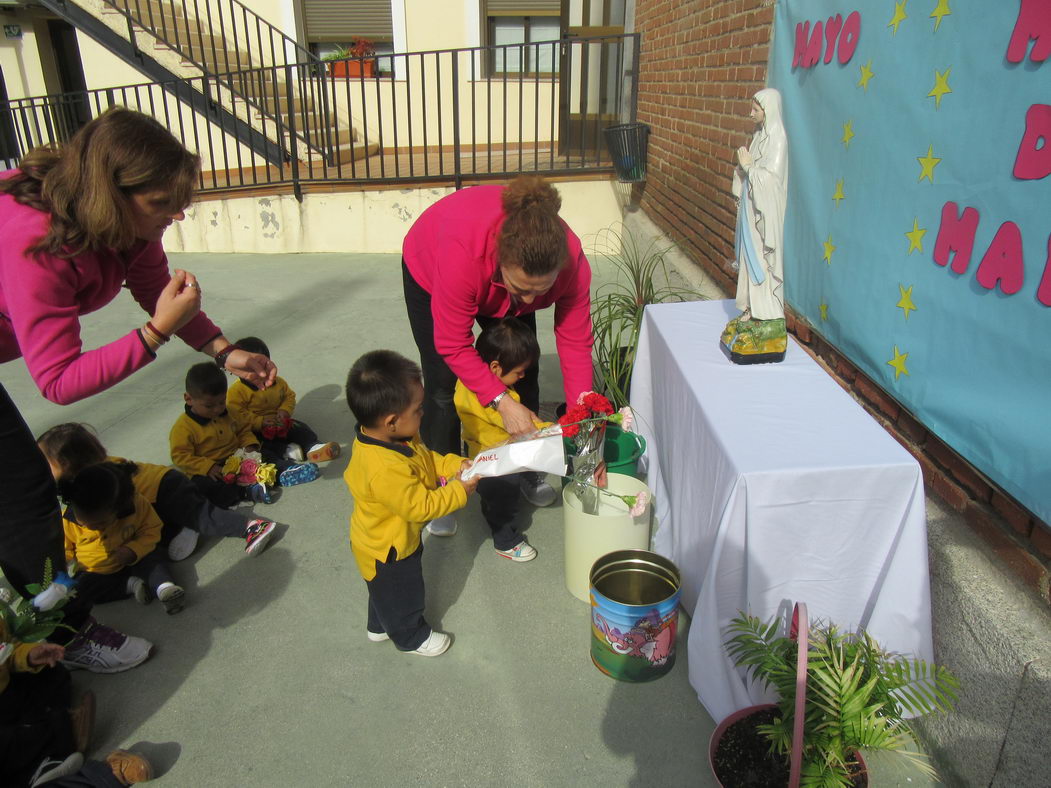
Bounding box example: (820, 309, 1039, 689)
(224, 349, 277, 389)
(151, 269, 202, 336)
(27, 643, 65, 668)
(497, 396, 539, 437)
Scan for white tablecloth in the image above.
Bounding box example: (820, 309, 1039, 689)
(631, 300, 933, 722)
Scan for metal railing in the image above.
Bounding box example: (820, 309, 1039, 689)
(0, 35, 640, 197)
(102, 0, 333, 160)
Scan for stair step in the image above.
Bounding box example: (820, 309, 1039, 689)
(304, 140, 380, 166)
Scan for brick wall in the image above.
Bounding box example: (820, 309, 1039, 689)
(632, 0, 1050, 604)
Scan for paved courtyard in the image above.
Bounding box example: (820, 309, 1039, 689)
(5, 252, 941, 786)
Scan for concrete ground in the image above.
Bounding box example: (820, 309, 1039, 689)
(3, 248, 1044, 786)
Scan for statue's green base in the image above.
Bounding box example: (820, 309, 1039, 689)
(720, 317, 787, 365)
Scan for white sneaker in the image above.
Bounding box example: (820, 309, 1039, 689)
(425, 514, 457, 536)
(519, 472, 557, 507)
(284, 443, 305, 462)
(60, 618, 152, 673)
(167, 526, 199, 561)
(30, 752, 84, 787)
(157, 583, 185, 615)
(367, 629, 390, 642)
(495, 539, 538, 562)
(410, 630, 451, 657)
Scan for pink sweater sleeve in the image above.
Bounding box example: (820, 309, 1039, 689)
(2, 249, 153, 405)
(553, 247, 595, 403)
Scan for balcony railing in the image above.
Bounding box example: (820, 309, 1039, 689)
(0, 35, 640, 197)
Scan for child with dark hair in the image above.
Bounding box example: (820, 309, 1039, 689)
(453, 317, 552, 561)
(344, 350, 479, 657)
(226, 336, 340, 472)
(58, 462, 184, 615)
(170, 363, 285, 509)
(37, 423, 275, 562)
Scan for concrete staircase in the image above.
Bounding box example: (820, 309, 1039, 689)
(86, 0, 377, 168)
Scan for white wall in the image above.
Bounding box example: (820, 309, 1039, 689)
(165, 179, 623, 254)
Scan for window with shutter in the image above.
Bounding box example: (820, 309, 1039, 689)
(484, 0, 562, 76)
(301, 0, 394, 43)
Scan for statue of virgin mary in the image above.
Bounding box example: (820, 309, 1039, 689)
(721, 87, 789, 364)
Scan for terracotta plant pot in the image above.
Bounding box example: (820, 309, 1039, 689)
(328, 59, 376, 78)
(708, 703, 869, 787)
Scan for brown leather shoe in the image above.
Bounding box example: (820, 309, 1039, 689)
(69, 690, 96, 753)
(106, 750, 153, 785)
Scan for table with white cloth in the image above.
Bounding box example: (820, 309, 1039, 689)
(630, 299, 933, 722)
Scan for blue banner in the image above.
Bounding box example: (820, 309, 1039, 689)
(769, 1, 1051, 523)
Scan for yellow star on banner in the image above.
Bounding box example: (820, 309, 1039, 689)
(823, 234, 836, 265)
(930, 0, 951, 32)
(928, 67, 952, 109)
(842, 120, 855, 148)
(905, 218, 927, 254)
(858, 59, 875, 90)
(819, 303, 829, 321)
(917, 144, 941, 182)
(897, 284, 917, 320)
(832, 179, 845, 207)
(888, 1, 908, 35)
(888, 346, 910, 379)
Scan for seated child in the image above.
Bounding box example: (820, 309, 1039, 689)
(344, 350, 480, 657)
(170, 363, 314, 508)
(227, 336, 340, 472)
(453, 317, 553, 562)
(58, 462, 185, 615)
(0, 620, 152, 786)
(38, 423, 275, 562)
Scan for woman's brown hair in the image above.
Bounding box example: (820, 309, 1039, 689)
(497, 175, 568, 277)
(0, 107, 200, 257)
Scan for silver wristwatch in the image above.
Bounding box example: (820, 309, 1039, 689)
(488, 390, 508, 409)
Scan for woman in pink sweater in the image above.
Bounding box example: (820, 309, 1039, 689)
(0, 108, 275, 674)
(401, 176, 594, 532)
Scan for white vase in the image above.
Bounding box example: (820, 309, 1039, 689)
(562, 472, 653, 603)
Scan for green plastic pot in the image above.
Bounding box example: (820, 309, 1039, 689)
(564, 424, 646, 480)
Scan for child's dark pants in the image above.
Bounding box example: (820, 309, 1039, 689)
(258, 420, 320, 471)
(189, 474, 245, 510)
(478, 473, 524, 551)
(155, 469, 249, 544)
(364, 545, 430, 651)
(0, 665, 75, 786)
(75, 551, 174, 606)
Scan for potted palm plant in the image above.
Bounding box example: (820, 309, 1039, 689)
(710, 605, 959, 787)
(323, 38, 377, 78)
(589, 224, 703, 410)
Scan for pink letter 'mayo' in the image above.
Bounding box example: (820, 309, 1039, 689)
(1007, 0, 1051, 63)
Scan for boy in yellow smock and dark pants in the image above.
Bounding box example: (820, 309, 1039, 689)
(454, 318, 553, 563)
(344, 351, 479, 657)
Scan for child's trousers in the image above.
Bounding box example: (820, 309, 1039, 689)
(364, 545, 430, 651)
(189, 474, 245, 510)
(0, 665, 74, 786)
(75, 551, 174, 607)
(155, 469, 250, 544)
(259, 420, 319, 471)
(478, 473, 524, 551)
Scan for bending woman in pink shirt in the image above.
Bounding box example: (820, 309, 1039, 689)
(401, 176, 594, 531)
(0, 108, 275, 674)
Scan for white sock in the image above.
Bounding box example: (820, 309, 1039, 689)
(125, 577, 141, 594)
(156, 581, 176, 594)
